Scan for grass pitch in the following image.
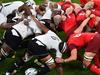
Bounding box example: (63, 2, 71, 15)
(0, 0, 97, 75)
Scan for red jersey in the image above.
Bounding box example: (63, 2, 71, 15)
(91, 0, 100, 16)
(61, 1, 74, 11)
(80, 0, 88, 5)
(88, 15, 96, 29)
(80, 0, 100, 7)
(67, 33, 96, 47)
(76, 10, 86, 23)
(57, 2, 64, 6)
(93, 0, 100, 9)
(91, 9, 100, 16)
(59, 13, 76, 33)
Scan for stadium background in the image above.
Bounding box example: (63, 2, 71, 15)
(0, 0, 96, 75)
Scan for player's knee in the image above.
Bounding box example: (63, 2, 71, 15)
(45, 57, 55, 69)
(36, 57, 56, 75)
(0, 43, 13, 60)
(0, 48, 8, 57)
(84, 52, 95, 62)
(40, 55, 55, 69)
(83, 52, 95, 66)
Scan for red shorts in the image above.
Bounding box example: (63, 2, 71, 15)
(86, 34, 100, 53)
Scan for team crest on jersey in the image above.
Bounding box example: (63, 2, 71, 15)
(51, 36, 59, 41)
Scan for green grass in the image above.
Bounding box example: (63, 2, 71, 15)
(0, 0, 97, 75)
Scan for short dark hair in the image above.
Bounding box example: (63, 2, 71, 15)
(18, 4, 32, 16)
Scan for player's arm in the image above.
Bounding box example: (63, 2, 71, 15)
(83, 1, 94, 10)
(0, 22, 15, 29)
(64, 48, 77, 62)
(74, 17, 90, 33)
(32, 16, 49, 33)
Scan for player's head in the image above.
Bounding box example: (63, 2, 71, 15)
(83, 1, 94, 10)
(59, 42, 67, 53)
(53, 15, 62, 26)
(25, 0, 36, 6)
(18, 4, 32, 17)
(35, 4, 46, 16)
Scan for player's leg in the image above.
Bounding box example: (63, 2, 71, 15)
(83, 52, 100, 75)
(0, 42, 13, 61)
(37, 54, 56, 75)
(93, 53, 100, 67)
(0, 28, 22, 61)
(5, 52, 33, 74)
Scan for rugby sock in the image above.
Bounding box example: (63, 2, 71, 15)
(37, 64, 50, 75)
(94, 54, 100, 67)
(88, 64, 100, 75)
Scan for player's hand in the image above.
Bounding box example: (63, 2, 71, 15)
(64, 59, 67, 63)
(61, 15, 66, 21)
(55, 57, 64, 63)
(65, 6, 73, 15)
(90, 14, 95, 18)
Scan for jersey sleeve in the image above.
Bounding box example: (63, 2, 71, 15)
(68, 44, 77, 51)
(56, 49, 62, 58)
(0, 13, 7, 25)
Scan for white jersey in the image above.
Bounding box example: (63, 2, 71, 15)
(41, 9, 52, 20)
(12, 19, 42, 39)
(0, 13, 7, 25)
(0, 1, 24, 17)
(37, 5, 52, 20)
(34, 30, 62, 58)
(31, 5, 37, 17)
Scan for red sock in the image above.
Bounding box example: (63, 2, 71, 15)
(88, 64, 100, 75)
(94, 54, 100, 67)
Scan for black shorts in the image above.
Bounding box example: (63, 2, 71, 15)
(27, 39, 49, 57)
(4, 28, 22, 50)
